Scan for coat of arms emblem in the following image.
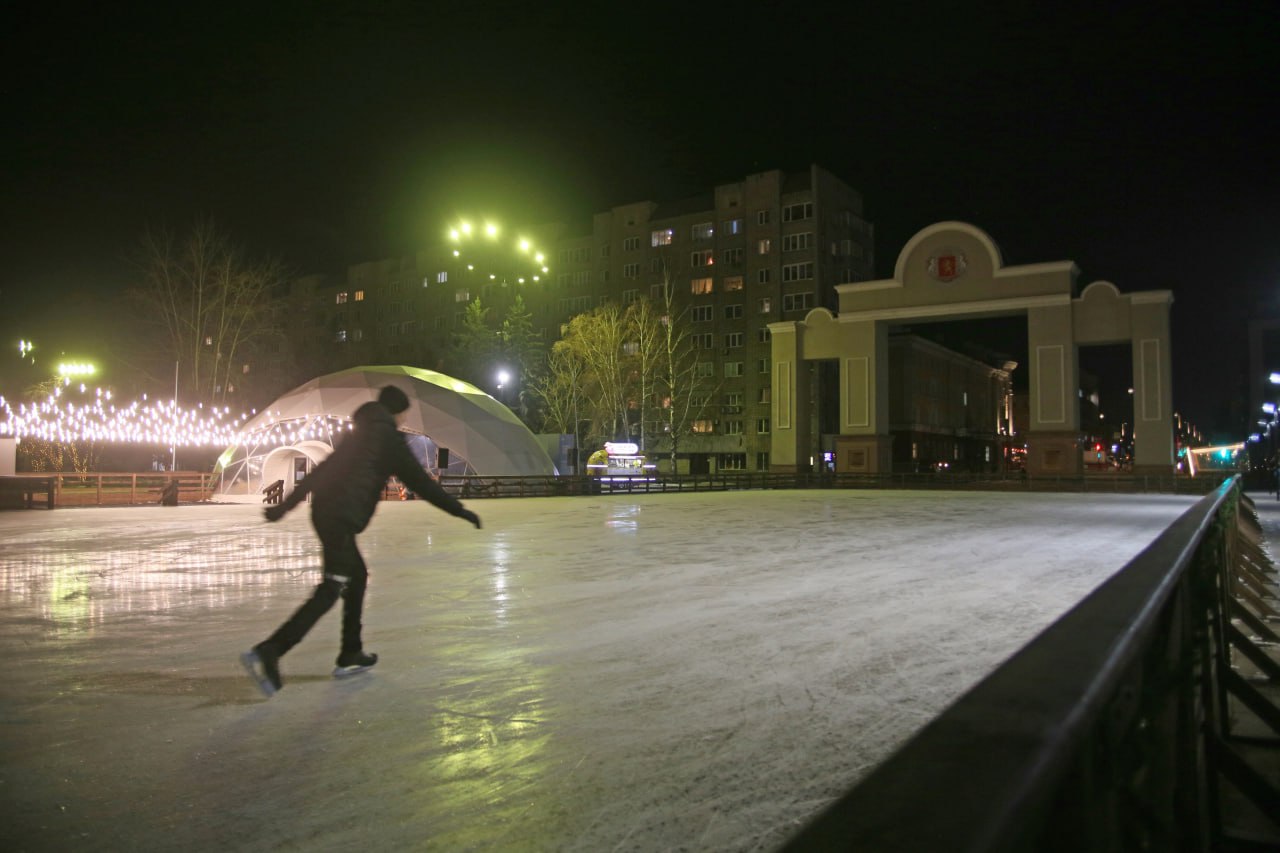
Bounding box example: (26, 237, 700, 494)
(927, 251, 967, 283)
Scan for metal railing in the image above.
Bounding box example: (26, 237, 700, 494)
(781, 476, 1280, 852)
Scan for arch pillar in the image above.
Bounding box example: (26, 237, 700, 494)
(1026, 302, 1082, 475)
(1130, 295, 1175, 474)
(831, 319, 892, 473)
(769, 322, 810, 472)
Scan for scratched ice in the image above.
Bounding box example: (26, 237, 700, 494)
(0, 490, 1199, 851)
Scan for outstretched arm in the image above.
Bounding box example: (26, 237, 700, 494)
(390, 437, 481, 528)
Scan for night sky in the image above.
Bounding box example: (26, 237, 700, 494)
(3, 3, 1276, 437)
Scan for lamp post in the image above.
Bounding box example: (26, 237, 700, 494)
(496, 369, 511, 404)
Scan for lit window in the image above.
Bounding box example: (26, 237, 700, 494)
(455, 289, 470, 303)
(724, 276, 743, 292)
(651, 228, 674, 247)
(757, 238, 771, 254)
(691, 277, 713, 295)
(693, 419, 714, 433)
(335, 329, 347, 342)
(758, 297, 772, 313)
(723, 218, 743, 235)
(336, 292, 349, 304)
(437, 271, 448, 283)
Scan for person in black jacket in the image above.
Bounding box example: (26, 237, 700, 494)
(240, 385, 482, 697)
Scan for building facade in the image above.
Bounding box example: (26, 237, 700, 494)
(887, 334, 1015, 472)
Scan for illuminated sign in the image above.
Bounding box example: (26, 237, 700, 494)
(604, 441, 639, 456)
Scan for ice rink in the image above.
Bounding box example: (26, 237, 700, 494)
(0, 489, 1200, 851)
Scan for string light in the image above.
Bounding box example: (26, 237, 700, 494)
(0, 383, 350, 450)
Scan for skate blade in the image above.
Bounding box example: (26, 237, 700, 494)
(240, 651, 278, 697)
(332, 664, 375, 678)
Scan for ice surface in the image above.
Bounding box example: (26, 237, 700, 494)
(0, 489, 1199, 851)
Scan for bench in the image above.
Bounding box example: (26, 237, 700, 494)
(0, 475, 57, 509)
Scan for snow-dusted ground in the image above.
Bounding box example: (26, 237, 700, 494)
(0, 489, 1199, 852)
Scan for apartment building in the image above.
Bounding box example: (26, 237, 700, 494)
(544, 165, 876, 472)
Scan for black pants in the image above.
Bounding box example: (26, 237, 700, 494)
(265, 518, 368, 656)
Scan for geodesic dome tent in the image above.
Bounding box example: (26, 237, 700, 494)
(215, 365, 556, 499)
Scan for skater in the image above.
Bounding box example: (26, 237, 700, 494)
(240, 385, 482, 697)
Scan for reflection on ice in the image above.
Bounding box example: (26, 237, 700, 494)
(0, 507, 315, 634)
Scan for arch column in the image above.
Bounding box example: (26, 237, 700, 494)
(1026, 302, 1082, 475)
(1130, 295, 1175, 474)
(769, 322, 810, 472)
(831, 319, 892, 473)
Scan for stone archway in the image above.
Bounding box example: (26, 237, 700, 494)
(769, 222, 1174, 477)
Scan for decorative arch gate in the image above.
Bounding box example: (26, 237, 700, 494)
(769, 222, 1174, 477)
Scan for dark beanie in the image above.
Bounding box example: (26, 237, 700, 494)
(378, 385, 411, 414)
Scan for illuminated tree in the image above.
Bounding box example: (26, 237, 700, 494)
(558, 303, 631, 447)
(126, 220, 288, 405)
(15, 378, 101, 473)
(647, 270, 716, 472)
(529, 341, 588, 471)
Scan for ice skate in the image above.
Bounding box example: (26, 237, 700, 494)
(240, 643, 283, 697)
(333, 650, 378, 678)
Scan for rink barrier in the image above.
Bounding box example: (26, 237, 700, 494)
(0, 472, 219, 508)
(781, 475, 1280, 852)
(6, 469, 1227, 508)
(422, 470, 1227, 499)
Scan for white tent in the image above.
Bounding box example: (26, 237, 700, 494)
(216, 365, 556, 498)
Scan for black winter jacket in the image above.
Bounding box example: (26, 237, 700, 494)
(279, 401, 466, 531)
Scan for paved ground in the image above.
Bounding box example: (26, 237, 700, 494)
(0, 490, 1201, 851)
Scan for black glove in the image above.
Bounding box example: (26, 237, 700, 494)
(459, 508, 482, 529)
(264, 504, 287, 522)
